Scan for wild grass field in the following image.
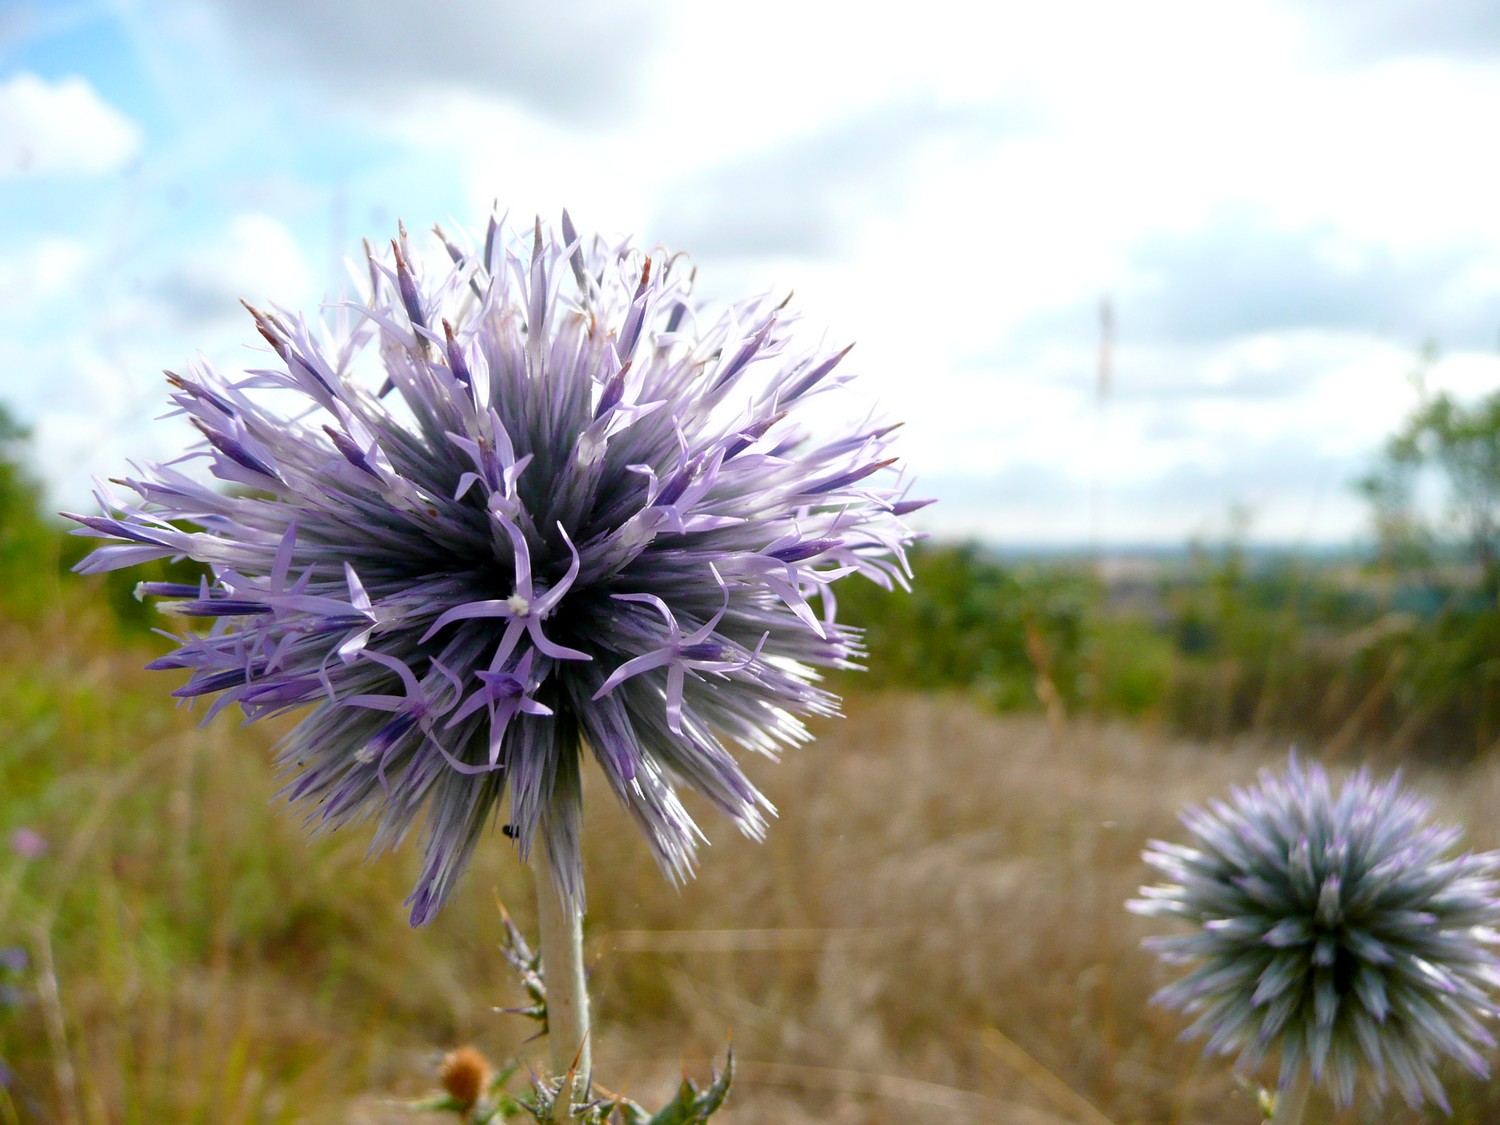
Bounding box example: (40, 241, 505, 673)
(4, 594, 1500, 1125)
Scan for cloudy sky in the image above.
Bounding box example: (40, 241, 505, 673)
(2, 0, 1498, 546)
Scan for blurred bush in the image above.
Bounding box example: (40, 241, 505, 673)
(836, 529, 1500, 762)
(835, 543, 1093, 712)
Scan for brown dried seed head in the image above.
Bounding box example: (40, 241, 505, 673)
(439, 1046, 492, 1108)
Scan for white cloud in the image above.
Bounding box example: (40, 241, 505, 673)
(383, 92, 658, 238)
(30, 338, 195, 508)
(17, 0, 1500, 545)
(0, 238, 89, 304)
(180, 0, 658, 123)
(149, 213, 317, 324)
(0, 213, 317, 509)
(1294, 0, 1500, 64)
(0, 72, 142, 178)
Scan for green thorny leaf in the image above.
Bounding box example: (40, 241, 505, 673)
(521, 1048, 733, 1124)
(410, 904, 732, 1124)
(498, 905, 549, 1031)
(637, 1049, 734, 1125)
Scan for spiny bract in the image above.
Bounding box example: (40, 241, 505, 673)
(1129, 754, 1500, 1109)
(71, 212, 923, 924)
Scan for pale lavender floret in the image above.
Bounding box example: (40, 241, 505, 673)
(68, 212, 923, 925)
(8, 828, 47, 860)
(1129, 754, 1500, 1110)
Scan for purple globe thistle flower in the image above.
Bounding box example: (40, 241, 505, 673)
(69, 214, 923, 925)
(1129, 754, 1500, 1110)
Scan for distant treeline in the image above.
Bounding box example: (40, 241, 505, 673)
(835, 538, 1500, 762)
(838, 373, 1500, 762)
(6, 378, 1500, 762)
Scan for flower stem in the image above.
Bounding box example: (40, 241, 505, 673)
(534, 836, 590, 1123)
(1269, 1069, 1311, 1125)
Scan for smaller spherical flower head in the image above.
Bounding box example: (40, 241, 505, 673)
(1129, 754, 1500, 1110)
(68, 212, 926, 925)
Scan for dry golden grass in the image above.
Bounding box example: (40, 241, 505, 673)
(574, 697, 1500, 1125)
(5, 608, 1500, 1124)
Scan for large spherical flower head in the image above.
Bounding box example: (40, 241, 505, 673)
(70, 213, 925, 924)
(1129, 754, 1500, 1109)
